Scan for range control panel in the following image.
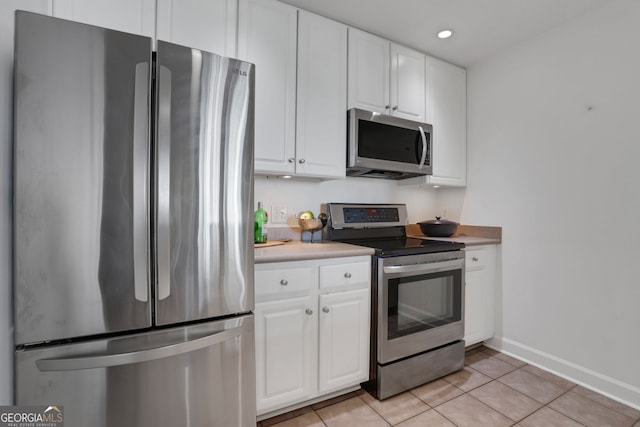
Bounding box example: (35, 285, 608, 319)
(326, 203, 407, 229)
(343, 207, 400, 224)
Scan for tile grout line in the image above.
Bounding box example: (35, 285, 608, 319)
(260, 346, 639, 426)
(542, 386, 588, 426)
(354, 394, 392, 427)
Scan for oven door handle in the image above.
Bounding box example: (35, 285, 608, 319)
(383, 259, 463, 275)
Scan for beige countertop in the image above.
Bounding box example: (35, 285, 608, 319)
(406, 224, 502, 246)
(254, 240, 375, 264)
(254, 224, 501, 263)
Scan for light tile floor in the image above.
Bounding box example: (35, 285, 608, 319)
(258, 346, 640, 427)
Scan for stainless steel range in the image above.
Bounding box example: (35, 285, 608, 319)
(324, 203, 465, 400)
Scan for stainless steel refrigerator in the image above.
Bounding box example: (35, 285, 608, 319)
(13, 11, 255, 426)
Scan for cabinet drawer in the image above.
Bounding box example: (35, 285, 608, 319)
(319, 261, 370, 290)
(255, 267, 315, 301)
(465, 247, 488, 271)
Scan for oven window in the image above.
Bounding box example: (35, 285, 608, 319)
(387, 270, 462, 340)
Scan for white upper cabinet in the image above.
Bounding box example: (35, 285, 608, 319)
(238, 0, 297, 175)
(425, 56, 467, 187)
(347, 29, 390, 114)
(53, 0, 237, 56)
(390, 43, 426, 122)
(403, 56, 467, 187)
(156, 0, 237, 57)
(348, 28, 426, 122)
(239, 0, 347, 179)
(52, 0, 156, 37)
(296, 11, 347, 178)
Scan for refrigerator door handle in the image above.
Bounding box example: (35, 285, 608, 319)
(133, 62, 150, 302)
(156, 65, 172, 301)
(35, 325, 243, 372)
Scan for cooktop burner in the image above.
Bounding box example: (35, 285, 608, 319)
(339, 237, 463, 256)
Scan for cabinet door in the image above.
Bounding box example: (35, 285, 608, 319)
(463, 246, 496, 346)
(156, 0, 237, 57)
(296, 11, 347, 179)
(390, 43, 426, 122)
(238, 0, 297, 175)
(318, 289, 370, 394)
(255, 296, 317, 415)
(464, 268, 486, 346)
(426, 56, 467, 187)
(52, 0, 155, 37)
(347, 27, 389, 114)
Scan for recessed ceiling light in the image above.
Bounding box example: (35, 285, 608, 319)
(437, 29, 454, 39)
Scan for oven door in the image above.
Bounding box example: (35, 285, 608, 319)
(377, 251, 464, 364)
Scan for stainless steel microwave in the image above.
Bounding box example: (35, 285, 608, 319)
(347, 108, 433, 179)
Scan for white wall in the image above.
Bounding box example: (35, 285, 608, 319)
(445, 0, 640, 408)
(255, 175, 439, 226)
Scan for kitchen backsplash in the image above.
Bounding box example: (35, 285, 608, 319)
(254, 175, 464, 226)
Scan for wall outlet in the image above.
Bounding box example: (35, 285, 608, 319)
(271, 206, 288, 224)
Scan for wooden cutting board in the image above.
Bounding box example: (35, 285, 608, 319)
(254, 239, 291, 248)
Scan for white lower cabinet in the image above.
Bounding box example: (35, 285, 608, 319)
(464, 245, 497, 346)
(318, 288, 369, 394)
(255, 296, 317, 411)
(255, 256, 371, 416)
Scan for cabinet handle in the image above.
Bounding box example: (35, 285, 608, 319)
(384, 104, 391, 110)
(344, 272, 352, 278)
(472, 257, 479, 262)
(305, 308, 313, 315)
(280, 279, 288, 286)
(392, 105, 398, 111)
(298, 159, 305, 164)
(322, 307, 330, 313)
(288, 158, 295, 163)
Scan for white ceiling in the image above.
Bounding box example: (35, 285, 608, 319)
(279, 0, 613, 67)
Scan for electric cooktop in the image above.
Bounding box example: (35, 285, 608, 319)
(337, 237, 463, 256)
(324, 203, 464, 256)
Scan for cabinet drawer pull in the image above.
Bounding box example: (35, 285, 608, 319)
(322, 307, 330, 313)
(472, 257, 479, 262)
(344, 272, 352, 278)
(298, 158, 305, 164)
(305, 308, 313, 315)
(288, 157, 295, 163)
(280, 279, 288, 286)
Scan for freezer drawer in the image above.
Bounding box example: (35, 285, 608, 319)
(15, 315, 256, 427)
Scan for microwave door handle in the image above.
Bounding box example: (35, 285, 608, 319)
(418, 126, 427, 168)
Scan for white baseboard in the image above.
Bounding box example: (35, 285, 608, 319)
(485, 336, 640, 411)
